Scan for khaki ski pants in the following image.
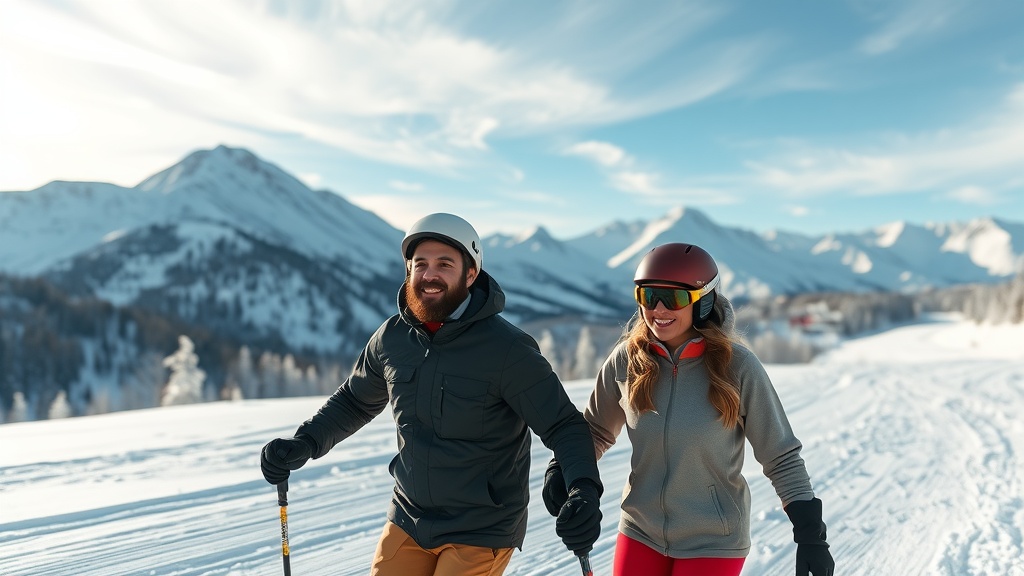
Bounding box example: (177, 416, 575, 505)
(369, 521, 515, 576)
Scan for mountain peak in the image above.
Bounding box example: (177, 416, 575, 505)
(605, 205, 719, 269)
(874, 221, 908, 248)
(514, 225, 555, 244)
(664, 205, 711, 225)
(494, 225, 567, 255)
(136, 145, 283, 194)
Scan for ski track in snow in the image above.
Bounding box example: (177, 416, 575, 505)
(2, 317, 1023, 575)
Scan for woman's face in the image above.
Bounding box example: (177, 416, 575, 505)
(640, 284, 699, 350)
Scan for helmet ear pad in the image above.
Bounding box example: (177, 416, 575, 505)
(694, 291, 717, 327)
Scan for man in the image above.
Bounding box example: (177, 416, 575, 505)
(261, 213, 603, 575)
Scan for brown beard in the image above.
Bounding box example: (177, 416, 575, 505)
(405, 273, 471, 323)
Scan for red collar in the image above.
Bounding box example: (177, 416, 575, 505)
(651, 337, 706, 360)
(423, 321, 444, 334)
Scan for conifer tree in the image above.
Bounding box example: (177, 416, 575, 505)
(161, 336, 206, 406)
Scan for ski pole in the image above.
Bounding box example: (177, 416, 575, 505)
(576, 547, 593, 576)
(277, 480, 292, 576)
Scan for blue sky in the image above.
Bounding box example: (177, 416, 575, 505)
(2, 0, 1022, 239)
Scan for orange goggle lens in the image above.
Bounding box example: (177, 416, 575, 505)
(634, 286, 703, 311)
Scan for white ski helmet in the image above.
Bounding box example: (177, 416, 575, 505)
(402, 213, 483, 271)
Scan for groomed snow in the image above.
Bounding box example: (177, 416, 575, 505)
(2, 314, 1023, 575)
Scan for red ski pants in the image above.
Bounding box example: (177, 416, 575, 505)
(613, 533, 745, 576)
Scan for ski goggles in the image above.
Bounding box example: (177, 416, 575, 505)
(634, 276, 719, 311)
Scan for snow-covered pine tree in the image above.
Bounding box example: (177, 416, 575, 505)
(536, 329, 562, 377)
(8, 391, 28, 423)
(48, 390, 73, 419)
(161, 335, 206, 406)
(574, 326, 598, 380)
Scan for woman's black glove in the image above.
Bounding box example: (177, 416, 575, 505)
(542, 459, 569, 517)
(261, 436, 314, 485)
(784, 497, 835, 576)
(555, 479, 602, 554)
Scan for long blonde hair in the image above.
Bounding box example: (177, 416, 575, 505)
(624, 292, 741, 427)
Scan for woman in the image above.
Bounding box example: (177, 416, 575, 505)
(543, 243, 835, 576)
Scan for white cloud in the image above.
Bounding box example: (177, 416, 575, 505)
(0, 0, 761, 191)
(298, 173, 323, 189)
(347, 194, 431, 234)
(565, 140, 739, 207)
(946, 185, 998, 205)
(858, 0, 964, 55)
(5, 0, 621, 170)
(747, 84, 1024, 198)
(389, 180, 424, 192)
(564, 141, 629, 167)
(786, 205, 811, 217)
(610, 171, 660, 196)
(606, 171, 738, 206)
(500, 189, 567, 205)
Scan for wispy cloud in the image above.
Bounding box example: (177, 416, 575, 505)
(746, 83, 1024, 200)
(945, 185, 998, 206)
(785, 204, 811, 218)
(388, 181, 424, 194)
(565, 139, 737, 205)
(0, 0, 763, 190)
(564, 141, 629, 168)
(858, 0, 965, 55)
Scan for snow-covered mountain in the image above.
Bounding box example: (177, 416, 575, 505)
(1, 146, 406, 358)
(2, 145, 1022, 357)
(568, 206, 1024, 301)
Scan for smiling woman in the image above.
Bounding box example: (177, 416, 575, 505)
(540, 242, 836, 576)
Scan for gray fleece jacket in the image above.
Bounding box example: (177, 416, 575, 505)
(585, 333, 814, 558)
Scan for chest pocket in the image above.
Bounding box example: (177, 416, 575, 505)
(383, 364, 417, 423)
(437, 375, 489, 439)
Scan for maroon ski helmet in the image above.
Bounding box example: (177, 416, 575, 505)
(634, 243, 721, 322)
(634, 243, 720, 289)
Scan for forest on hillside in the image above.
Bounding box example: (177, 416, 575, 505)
(2, 272, 1021, 423)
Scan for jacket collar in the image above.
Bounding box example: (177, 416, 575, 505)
(649, 337, 706, 362)
(398, 269, 506, 341)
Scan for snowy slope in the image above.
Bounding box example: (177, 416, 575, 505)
(2, 315, 1023, 575)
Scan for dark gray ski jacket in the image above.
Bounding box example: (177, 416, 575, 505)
(296, 270, 601, 550)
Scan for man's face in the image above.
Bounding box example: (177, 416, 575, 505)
(405, 239, 478, 323)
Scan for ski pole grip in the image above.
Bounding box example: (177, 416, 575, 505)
(576, 547, 594, 576)
(277, 479, 289, 507)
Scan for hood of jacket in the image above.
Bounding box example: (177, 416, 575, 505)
(397, 269, 505, 342)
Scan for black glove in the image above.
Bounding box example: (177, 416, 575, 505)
(261, 436, 314, 485)
(555, 479, 602, 554)
(542, 460, 569, 517)
(785, 497, 835, 576)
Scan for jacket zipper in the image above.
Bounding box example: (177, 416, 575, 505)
(661, 358, 679, 549)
